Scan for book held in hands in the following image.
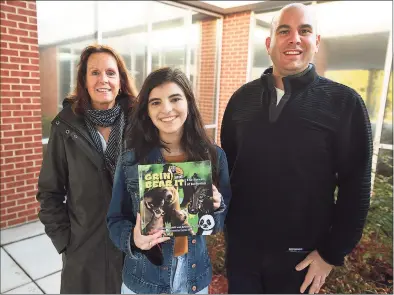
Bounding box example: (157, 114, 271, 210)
(138, 161, 215, 236)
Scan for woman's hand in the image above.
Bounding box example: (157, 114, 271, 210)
(212, 185, 222, 211)
(133, 213, 170, 250)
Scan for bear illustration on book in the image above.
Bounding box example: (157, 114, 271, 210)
(142, 186, 193, 235)
(139, 161, 215, 236)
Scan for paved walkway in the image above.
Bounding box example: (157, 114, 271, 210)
(1, 221, 61, 294)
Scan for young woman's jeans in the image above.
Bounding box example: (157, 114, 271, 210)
(121, 255, 209, 294)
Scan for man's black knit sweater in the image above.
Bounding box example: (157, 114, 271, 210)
(221, 64, 372, 266)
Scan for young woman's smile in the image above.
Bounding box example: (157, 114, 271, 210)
(148, 82, 188, 139)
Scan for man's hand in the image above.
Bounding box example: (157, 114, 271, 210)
(296, 250, 334, 294)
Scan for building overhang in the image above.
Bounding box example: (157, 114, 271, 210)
(172, 0, 313, 15)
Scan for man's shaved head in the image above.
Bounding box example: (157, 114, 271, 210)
(270, 3, 318, 37)
(265, 2, 320, 78)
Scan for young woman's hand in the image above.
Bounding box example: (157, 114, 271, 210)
(212, 185, 222, 210)
(133, 213, 170, 250)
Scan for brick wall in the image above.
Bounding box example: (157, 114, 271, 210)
(0, 0, 42, 229)
(197, 19, 217, 127)
(217, 11, 252, 144)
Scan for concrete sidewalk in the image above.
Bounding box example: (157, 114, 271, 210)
(0, 221, 61, 294)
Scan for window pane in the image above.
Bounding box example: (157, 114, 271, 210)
(102, 33, 148, 91)
(37, 1, 96, 45)
(149, 2, 218, 126)
(150, 3, 188, 72)
(312, 1, 392, 138)
(250, 23, 271, 80)
(150, 1, 190, 24)
(58, 55, 71, 109)
(37, 1, 97, 140)
(99, 1, 148, 32)
(37, 0, 221, 143)
(206, 128, 216, 143)
(99, 1, 149, 92)
(381, 71, 393, 145)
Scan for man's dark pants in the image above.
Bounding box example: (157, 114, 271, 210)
(224, 225, 311, 295)
(226, 250, 310, 294)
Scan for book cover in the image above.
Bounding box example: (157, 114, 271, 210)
(138, 160, 215, 236)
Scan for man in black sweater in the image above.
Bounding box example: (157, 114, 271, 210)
(221, 3, 372, 294)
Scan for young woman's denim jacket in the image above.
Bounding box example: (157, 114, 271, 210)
(107, 146, 231, 294)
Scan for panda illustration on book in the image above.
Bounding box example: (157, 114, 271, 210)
(198, 214, 215, 235)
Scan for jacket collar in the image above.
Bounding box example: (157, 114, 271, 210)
(57, 105, 95, 146)
(59, 96, 131, 134)
(147, 147, 165, 164)
(58, 96, 131, 141)
(261, 63, 318, 94)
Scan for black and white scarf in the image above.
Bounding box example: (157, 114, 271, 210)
(85, 103, 125, 179)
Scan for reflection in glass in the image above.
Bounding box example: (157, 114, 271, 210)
(151, 18, 188, 73)
(99, 1, 149, 91)
(37, 1, 220, 142)
(312, 1, 391, 138)
(37, 1, 97, 140)
(102, 33, 147, 91)
(39, 39, 95, 139)
(58, 48, 72, 110)
(250, 21, 271, 80)
(98, 1, 148, 33)
(150, 0, 190, 73)
(37, 1, 96, 44)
